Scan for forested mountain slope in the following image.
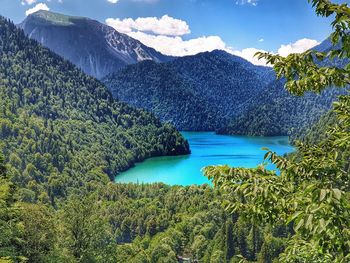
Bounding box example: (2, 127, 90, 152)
(220, 39, 347, 136)
(168, 50, 274, 118)
(19, 10, 171, 79)
(105, 46, 346, 136)
(0, 16, 189, 201)
(292, 110, 338, 144)
(19, 10, 346, 137)
(104, 50, 274, 131)
(219, 80, 345, 136)
(103, 60, 223, 131)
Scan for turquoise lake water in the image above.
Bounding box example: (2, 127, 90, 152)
(115, 132, 294, 185)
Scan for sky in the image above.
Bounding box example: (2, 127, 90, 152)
(1, 0, 349, 65)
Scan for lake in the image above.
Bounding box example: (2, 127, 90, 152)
(115, 132, 294, 185)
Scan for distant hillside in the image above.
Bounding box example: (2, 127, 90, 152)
(19, 10, 171, 79)
(0, 16, 189, 200)
(104, 60, 222, 131)
(220, 39, 347, 136)
(104, 50, 275, 131)
(292, 110, 338, 144)
(219, 80, 345, 136)
(19, 10, 345, 136)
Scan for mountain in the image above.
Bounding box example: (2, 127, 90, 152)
(219, 80, 345, 136)
(220, 39, 347, 136)
(292, 110, 337, 144)
(0, 16, 189, 200)
(19, 11, 344, 137)
(19, 10, 171, 79)
(104, 60, 222, 131)
(103, 50, 275, 131)
(104, 38, 345, 136)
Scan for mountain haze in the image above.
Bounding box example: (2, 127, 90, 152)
(19, 10, 171, 79)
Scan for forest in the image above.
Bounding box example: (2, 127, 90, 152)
(0, 16, 189, 203)
(0, 15, 290, 263)
(1, 170, 291, 262)
(103, 50, 273, 131)
(1, 0, 350, 262)
(104, 46, 346, 137)
(220, 37, 348, 137)
(205, 0, 350, 262)
(220, 80, 346, 137)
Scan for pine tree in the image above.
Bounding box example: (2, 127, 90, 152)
(225, 219, 235, 261)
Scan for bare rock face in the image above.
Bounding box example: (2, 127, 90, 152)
(19, 10, 172, 79)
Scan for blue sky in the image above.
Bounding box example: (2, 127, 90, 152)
(2, 0, 349, 64)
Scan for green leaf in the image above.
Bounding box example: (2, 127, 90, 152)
(332, 188, 342, 200)
(287, 211, 303, 224)
(295, 218, 305, 231)
(320, 189, 327, 202)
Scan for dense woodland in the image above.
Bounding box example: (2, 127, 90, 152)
(0, 14, 292, 263)
(220, 79, 346, 136)
(1, 0, 350, 262)
(1, 169, 291, 262)
(221, 36, 348, 137)
(103, 50, 273, 131)
(0, 16, 189, 203)
(104, 47, 347, 137)
(104, 60, 222, 131)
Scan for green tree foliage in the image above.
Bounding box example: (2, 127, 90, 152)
(18, 203, 56, 262)
(219, 79, 346, 137)
(292, 110, 337, 144)
(103, 50, 273, 131)
(0, 181, 291, 262)
(257, 234, 286, 263)
(0, 16, 189, 201)
(106, 184, 288, 263)
(205, 1, 350, 262)
(225, 219, 235, 261)
(0, 154, 23, 262)
(55, 195, 117, 262)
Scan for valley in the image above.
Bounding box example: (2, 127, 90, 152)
(1, 1, 349, 262)
(19, 11, 345, 136)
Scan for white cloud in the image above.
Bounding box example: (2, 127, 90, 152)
(106, 15, 319, 67)
(25, 3, 50, 16)
(231, 48, 268, 66)
(21, 0, 37, 5)
(278, 38, 319, 57)
(106, 15, 190, 36)
(127, 31, 228, 56)
(106, 16, 267, 64)
(236, 0, 258, 6)
(107, 0, 119, 3)
(258, 38, 264, 42)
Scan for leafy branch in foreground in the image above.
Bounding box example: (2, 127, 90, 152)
(205, 0, 350, 262)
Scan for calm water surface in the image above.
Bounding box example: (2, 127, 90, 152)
(115, 132, 294, 185)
